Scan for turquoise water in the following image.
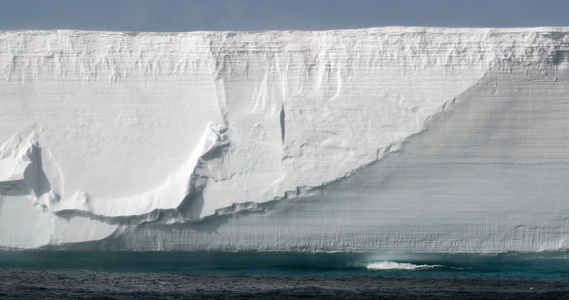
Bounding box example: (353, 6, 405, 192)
(1, 251, 569, 299)
(1, 250, 569, 277)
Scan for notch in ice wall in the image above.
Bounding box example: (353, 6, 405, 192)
(1, 28, 569, 250)
(279, 104, 285, 145)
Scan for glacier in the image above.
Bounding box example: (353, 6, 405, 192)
(1, 27, 569, 252)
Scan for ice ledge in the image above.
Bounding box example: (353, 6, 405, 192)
(0, 122, 230, 224)
(0, 120, 394, 227)
(49, 121, 229, 219)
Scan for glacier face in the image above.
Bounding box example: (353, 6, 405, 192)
(1, 27, 569, 251)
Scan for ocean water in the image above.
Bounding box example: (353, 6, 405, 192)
(1, 251, 569, 299)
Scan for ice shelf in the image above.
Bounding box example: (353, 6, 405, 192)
(1, 27, 569, 251)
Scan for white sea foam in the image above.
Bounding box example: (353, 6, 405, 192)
(367, 261, 442, 270)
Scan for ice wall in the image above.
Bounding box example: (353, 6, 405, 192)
(1, 28, 569, 251)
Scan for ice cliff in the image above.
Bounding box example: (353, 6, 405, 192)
(1, 27, 569, 251)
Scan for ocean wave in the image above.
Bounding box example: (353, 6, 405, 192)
(367, 261, 443, 270)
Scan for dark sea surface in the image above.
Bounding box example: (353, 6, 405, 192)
(1, 251, 569, 299)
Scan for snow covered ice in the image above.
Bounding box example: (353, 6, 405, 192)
(1, 27, 569, 251)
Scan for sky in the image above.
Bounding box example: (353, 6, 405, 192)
(0, 0, 568, 32)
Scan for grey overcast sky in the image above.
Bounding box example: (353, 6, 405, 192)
(0, 0, 567, 32)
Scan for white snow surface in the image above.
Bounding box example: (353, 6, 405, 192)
(1, 27, 569, 250)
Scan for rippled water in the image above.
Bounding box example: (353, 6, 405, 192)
(1, 251, 569, 299)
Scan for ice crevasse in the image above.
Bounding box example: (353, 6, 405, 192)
(1, 27, 569, 251)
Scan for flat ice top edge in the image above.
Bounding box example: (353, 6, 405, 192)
(2, 26, 569, 35)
